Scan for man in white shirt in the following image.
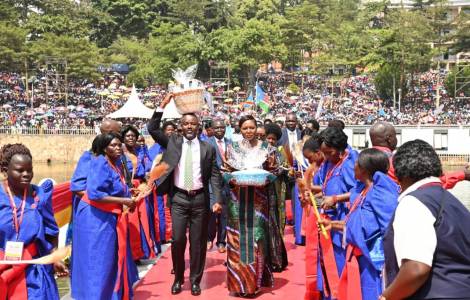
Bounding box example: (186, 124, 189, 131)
(381, 139, 470, 300)
(148, 97, 224, 296)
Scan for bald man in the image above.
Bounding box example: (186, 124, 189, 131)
(369, 121, 470, 188)
(100, 118, 122, 135)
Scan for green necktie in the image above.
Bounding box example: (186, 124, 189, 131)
(183, 140, 193, 190)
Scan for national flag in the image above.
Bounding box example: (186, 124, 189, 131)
(255, 82, 270, 113)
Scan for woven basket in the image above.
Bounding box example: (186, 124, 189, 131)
(173, 88, 205, 114)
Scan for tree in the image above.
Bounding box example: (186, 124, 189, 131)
(108, 23, 202, 86)
(0, 23, 27, 72)
(29, 34, 102, 80)
(444, 66, 470, 97)
(25, 0, 96, 39)
(205, 18, 287, 86)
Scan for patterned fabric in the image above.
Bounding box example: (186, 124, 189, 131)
(225, 139, 284, 295)
(226, 186, 273, 295)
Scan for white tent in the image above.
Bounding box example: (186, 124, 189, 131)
(107, 85, 154, 119)
(162, 99, 182, 119)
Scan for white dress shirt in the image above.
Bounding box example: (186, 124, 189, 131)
(287, 129, 298, 149)
(393, 177, 439, 267)
(174, 137, 203, 190)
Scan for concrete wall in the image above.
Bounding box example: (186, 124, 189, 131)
(0, 134, 156, 163)
(0, 134, 94, 163)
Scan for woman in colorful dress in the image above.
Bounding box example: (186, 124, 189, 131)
(224, 115, 279, 297)
(121, 125, 157, 260)
(264, 122, 288, 272)
(71, 133, 138, 300)
(0, 143, 65, 299)
(318, 148, 399, 300)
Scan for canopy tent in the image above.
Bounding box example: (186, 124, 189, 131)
(162, 99, 182, 119)
(107, 85, 154, 119)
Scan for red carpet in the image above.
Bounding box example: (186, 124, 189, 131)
(134, 226, 306, 299)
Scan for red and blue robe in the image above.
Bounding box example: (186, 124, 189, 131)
(149, 143, 172, 242)
(0, 183, 60, 300)
(71, 155, 138, 300)
(123, 147, 158, 259)
(316, 150, 357, 299)
(339, 172, 398, 300)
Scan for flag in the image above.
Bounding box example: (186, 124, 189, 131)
(247, 91, 254, 101)
(255, 82, 270, 113)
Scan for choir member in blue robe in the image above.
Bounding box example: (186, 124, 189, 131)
(71, 133, 138, 300)
(0, 144, 64, 299)
(319, 148, 399, 300)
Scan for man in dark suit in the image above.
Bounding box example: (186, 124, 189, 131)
(147, 97, 223, 296)
(278, 112, 302, 226)
(206, 119, 231, 253)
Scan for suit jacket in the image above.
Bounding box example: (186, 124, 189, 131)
(207, 136, 232, 168)
(148, 111, 224, 207)
(279, 127, 302, 148)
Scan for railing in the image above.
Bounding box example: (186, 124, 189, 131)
(439, 154, 470, 166)
(0, 126, 97, 135)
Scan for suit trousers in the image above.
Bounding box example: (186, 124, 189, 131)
(207, 204, 227, 247)
(170, 191, 209, 285)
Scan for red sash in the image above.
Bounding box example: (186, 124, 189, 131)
(305, 209, 321, 300)
(129, 180, 155, 259)
(338, 246, 362, 300)
(164, 195, 172, 241)
(152, 189, 161, 244)
(81, 194, 131, 300)
(0, 243, 38, 300)
(319, 214, 340, 299)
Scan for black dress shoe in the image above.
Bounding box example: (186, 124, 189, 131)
(191, 283, 201, 296)
(171, 281, 182, 295)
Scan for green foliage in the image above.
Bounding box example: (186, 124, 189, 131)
(29, 34, 102, 80)
(0, 23, 27, 72)
(374, 63, 400, 100)
(444, 66, 470, 97)
(0, 0, 468, 88)
(287, 82, 300, 95)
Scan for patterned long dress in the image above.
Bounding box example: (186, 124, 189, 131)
(225, 140, 284, 295)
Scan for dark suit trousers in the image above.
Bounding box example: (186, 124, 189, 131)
(207, 204, 227, 246)
(171, 191, 209, 285)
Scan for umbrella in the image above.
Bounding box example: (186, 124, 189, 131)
(45, 112, 54, 117)
(2, 104, 12, 109)
(67, 105, 76, 110)
(99, 89, 110, 96)
(69, 113, 77, 118)
(16, 103, 27, 107)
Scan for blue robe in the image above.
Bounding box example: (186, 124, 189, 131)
(345, 172, 399, 300)
(149, 143, 169, 242)
(68, 150, 93, 245)
(294, 158, 309, 245)
(0, 183, 60, 299)
(316, 150, 357, 297)
(71, 155, 138, 300)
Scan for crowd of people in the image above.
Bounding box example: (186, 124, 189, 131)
(1, 88, 470, 299)
(1, 70, 470, 133)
